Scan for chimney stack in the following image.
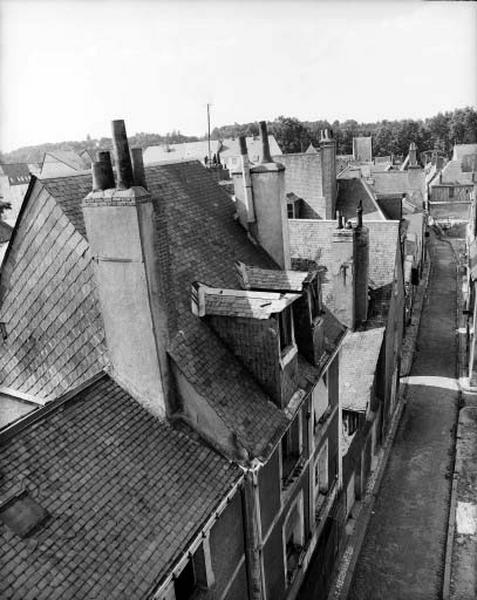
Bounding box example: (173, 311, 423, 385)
(131, 147, 147, 189)
(409, 142, 418, 168)
(249, 122, 290, 269)
(97, 151, 115, 189)
(111, 119, 134, 189)
(320, 129, 337, 219)
(331, 205, 369, 330)
(82, 119, 169, 418)
(259, 120, 273, 163)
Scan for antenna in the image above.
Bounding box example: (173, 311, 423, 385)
(207, 103, 212, 167)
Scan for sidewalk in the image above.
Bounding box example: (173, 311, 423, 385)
(443, 236, 477, 600)
(326, 245, 432, 600)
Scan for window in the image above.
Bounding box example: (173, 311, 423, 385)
(343, 410, 360, 437)
(308, 277, 322, 322)
(287, 203, 296, 219)
(283, 493, 305, 585)
(174, 544, 209, 600)
(449, 187, 454, 198)
(278, 307, 294, 354)
(282, 413, 303, 483)
(314, 441, 329, 514)
(312, 379, 329, 433)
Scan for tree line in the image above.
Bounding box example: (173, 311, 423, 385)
(1, 107, 475, 165)
(212, 107, 477, 158)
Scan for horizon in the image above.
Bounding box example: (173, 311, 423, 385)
(1, 0, 476, 153)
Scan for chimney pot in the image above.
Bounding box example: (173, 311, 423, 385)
(259, 121, 273, 163)
(91, 161, 109, 192)
(131, 147, 147, 189)
(111, 119, 134, 189)
(97, 151, 115, 189)
(357, 200, 363, 228)
(336, 211, 344, 229)
(239, 136, 248, 157)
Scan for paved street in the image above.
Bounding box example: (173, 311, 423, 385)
(349, 234, 459, 600)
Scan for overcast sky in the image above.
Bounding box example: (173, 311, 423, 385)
(1, 0, 476, 152)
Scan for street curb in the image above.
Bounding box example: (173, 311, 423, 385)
(442, 235, 466, 600)
(326, 246, 432, 600)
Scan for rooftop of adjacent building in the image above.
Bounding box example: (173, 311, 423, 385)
(0, 372, 241, 600)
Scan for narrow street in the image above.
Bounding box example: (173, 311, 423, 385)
(348, 233, 459, 599)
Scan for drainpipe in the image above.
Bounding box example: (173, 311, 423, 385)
(242, 461, 266, 600)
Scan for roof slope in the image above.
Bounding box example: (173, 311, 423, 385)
(39, 162, 289, 458)
(0, 374, 241, 600)
(437, 159, 474, 186)
(0, 164, 31, 186)
(44, 151, 89, 172)
(340, 328, 385, 412)
(453, 143, 477, 161)
(336, 178, 384, 221)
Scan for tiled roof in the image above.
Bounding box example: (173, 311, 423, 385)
(236, 262, 314, 292)
(288, 219, 400, 292)
(0, 164, 31, 186)
(195, 283, 300, 319)
(0, 374, 241, 600)
(340, 327, 385, 412)
(37, 162, 289, 458)
(336, 178, 384, 221)
(0, 177, 107, 401)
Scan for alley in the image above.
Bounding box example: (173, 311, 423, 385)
(348, 233, 459, 600)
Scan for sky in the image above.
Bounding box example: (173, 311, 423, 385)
(0, 0, 476, 152)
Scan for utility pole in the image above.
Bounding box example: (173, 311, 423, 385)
(207, 103, 212, 166)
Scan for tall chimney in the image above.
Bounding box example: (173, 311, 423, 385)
(97, 151, 115, 189)
(131, 147, 147, 189)
(320, 129, 337, 219)
(331, 206, 368, 330)
(409, 142, 418, 168)
(354, 202, 369, 325)
(259, 120, 273, 163)
(111, 119, 134, 189)
(82, 119, 168, 418)
(249, 122, 290, 269)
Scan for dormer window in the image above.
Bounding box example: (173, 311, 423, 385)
(279, 306, 294, 354)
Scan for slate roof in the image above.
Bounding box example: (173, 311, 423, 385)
(37, 162, 290, 459)
(220, 136, 282, 163)
(236, 262, 314, 292)
(143, 141, 222, 165)
(0, 374, 241, 600)
(336, 178, 384, 221)
(339, 328, 385, 412)
(0, 164, 31, 186)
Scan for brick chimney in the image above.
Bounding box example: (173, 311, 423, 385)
(320, 129, 337, 219)
(82, 120, 167, 418)
(249, 121, 291, 269)
(232, 136, 255, 228)
(330, 205, 369, 330)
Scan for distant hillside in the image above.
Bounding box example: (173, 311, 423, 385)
(0, 131, 200, 164)
(1, 107, 475, 164)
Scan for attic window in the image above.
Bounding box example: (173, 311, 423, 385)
(0, 492, 49, 538)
